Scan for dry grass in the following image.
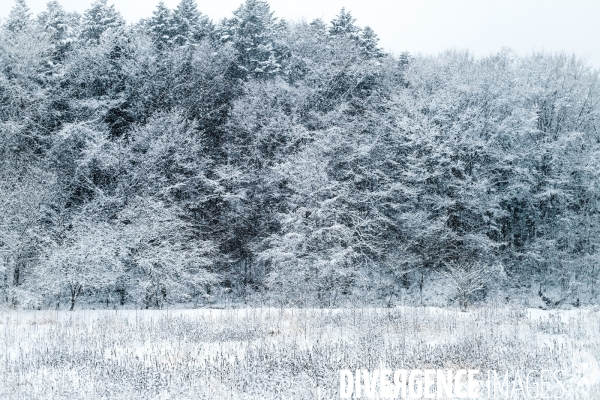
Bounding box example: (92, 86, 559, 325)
(0, 305, 598, 399)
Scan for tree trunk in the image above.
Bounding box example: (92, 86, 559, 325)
(69, 283, 81, 311)
(419, 271, 425, 305)
(460, 299, 468, 312)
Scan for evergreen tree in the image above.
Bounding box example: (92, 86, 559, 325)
(38, 1, 67, 41)
(309, 18, 327, 36)
(328, 8, 386, 60)
(358, 26, 384, 58)
(147, 1, 173, 49)
(329, 7, 360, 39)
(37, 1, 79, 57)
(227, 0, 284, 79)
(171, 0, 212, 46)
(79, 0, 124, 43)
(6, 0, 31, 33)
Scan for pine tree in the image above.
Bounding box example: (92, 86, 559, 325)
(171, 0, 212, 46)
(228, 0, 283, 78)
(6, 0, 31, 33)
(359, 26, 384, 58)
(38, 1, 67, 41)
(329, 7, 360, 39)
(148, 1, 173, 49)
(309, 18, 327, 37)
(329, 9, 383, 59)
(79, 0, 124, 43)
(37, 1, 79, 57)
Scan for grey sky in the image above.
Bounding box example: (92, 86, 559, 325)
(3, 0, 599, 68)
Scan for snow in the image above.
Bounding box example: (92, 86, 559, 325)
(1, 306, 598, 398)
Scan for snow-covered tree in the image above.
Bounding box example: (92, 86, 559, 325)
(116, 198, 217, 308)
(5, 0, 31, 33)
(37, 0, 79, 56)
(147, 1, 173, 49)
(170, 0, 212, 46)
(37, 215, 122, 310)
(223, 0, 286, 79)
(260, 134, 363, 306)
(358, 26, 384, 58)
(0, 163, 54, 308)
(329, 8, 360, 39)
(112, 112, 220, 307)
(79, 0, 124, 43)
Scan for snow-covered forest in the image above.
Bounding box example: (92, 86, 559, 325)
(1, 0, 600, 311)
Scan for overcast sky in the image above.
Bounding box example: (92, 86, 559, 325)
(3, 0, 599, 68)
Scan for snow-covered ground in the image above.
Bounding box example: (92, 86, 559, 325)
(0, 306, 598, 399)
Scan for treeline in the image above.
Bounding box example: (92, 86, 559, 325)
(1, 0, 599, 309)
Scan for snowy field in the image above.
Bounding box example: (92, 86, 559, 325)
(1, 306, 599, 399)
